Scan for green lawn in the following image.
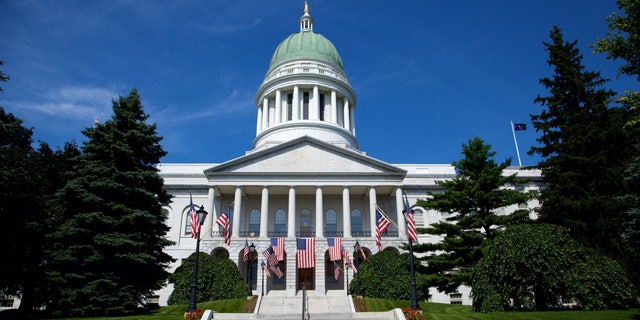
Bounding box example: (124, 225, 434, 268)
(362, 297, 640, 320)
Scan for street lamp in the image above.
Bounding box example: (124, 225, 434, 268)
(353, 242, 361, 296)
(188, 206, 208, 311)
(247, 243, 256, 296)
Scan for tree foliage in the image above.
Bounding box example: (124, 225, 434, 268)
(46, 89, 174, 317)
(472, 224, 632, 312)
(529, 26, 636, 259)
(414, 137, 533, 293)
(168, 253, 247, 305)
(352, 249, 426, 301)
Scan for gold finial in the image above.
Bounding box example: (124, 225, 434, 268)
(304, 1, 309, 14)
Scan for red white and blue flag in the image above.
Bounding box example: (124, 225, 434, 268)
(270, 263, 284, 279)
(343, 248, 357, 273)
(215, 203, 233, 245)
(242, 240, 250, 263)
(188, 193, 200, 239)
(262, 261, 271, 278)
(375, 206, 391, 251)
(327, 237, 342, 261)
(354, 241, 367, 259)
(333, 262, 342, 281)
(296, 238, 316, 268)
(270, 237, 285, 261)
(404, 194, 418, 243)
(262, 246, 278, 268)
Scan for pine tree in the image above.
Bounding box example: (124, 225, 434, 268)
(47, 89, 174, 316)
(529, 26, 634, 257)
(414, 137, 533, 294)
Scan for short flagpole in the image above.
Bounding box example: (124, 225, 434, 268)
(510, 120, 523, 166)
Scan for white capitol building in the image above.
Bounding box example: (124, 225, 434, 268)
(156, 3, 542, 306)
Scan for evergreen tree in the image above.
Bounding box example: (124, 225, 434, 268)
(529, 26, 635, 257)
(414, 137, 533, 294)
(47, 89, 174, 317)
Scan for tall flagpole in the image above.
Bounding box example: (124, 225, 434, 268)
(510, 120, 523, 166)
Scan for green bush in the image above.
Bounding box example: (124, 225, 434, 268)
(167, 252, 246, 305)
(352, 249, 425, 301)
(567, 254, 633, 310)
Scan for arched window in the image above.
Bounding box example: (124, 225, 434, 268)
(325, 209, 337, 235)
(300, 209, 312, 236)
(351, 209, 362, 234)
(183, 207, 192, 236)
(275, 209, 286, 234)
(249, 209, 260, 234)
(413, 208, 424, 227)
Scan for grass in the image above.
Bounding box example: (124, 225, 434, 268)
(361, 297, 640, 320)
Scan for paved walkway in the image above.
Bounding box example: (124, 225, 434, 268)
(257, 290, 352, 315)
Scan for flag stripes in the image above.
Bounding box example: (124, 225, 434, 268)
(327, 237, 342, 261)
(375, 206, 391, 251)
(215, 203, 233, 245)
(188, 193, 200, 239)
(296, 238, 316, 268)
(270, 237, 285, 261)
(404, 194, 418, 243)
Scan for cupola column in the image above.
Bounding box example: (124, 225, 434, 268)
(262, 98, 269, 129)
(331, 91, 338, 124)
(275, 90, 282, 124)
(350, 104, 355, 135)
(343, 99, 350, 131)
(313, 86, 320, 120)
(293, 86, 300, 121)
(256, 104, 263, 134)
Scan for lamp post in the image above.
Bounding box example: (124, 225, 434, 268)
(247, 243, 256, 296)
(261, 260, 265, 296)
(353, 242, 361, 296)
(345, 263, 349, 296)
(188, 205, 208, 312)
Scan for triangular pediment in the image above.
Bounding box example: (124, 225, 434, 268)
(204, 136, 405, 178)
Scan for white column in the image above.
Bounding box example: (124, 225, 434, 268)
(232, 186, 242, 238)
(343, 99, 350, 131)
(262, 98, 269, 129)
(288, 187, 296, 238)
(260, 187, 269, 238)
(331, 91, 337, 124)
(342, 186, 351, 238)
(395, 188, 406, 236)
(205, 187, 216, 239)
(349, 104, 355, 135)
(256, 104, 262, 134)
(313, 86, 320, 120)
(369, 187, 377, 239)
(292, 86, 299, 121)
(315, 187, 324, 238)
(275, 90, 282, 124)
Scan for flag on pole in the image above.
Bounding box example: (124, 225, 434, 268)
(215, 203, 232, 245)
(262, 261, 271, 278)
(188, 193, 200, 239)
(404, 194, 418, 243)
(343, 248, 357, 273)
(296, 238, 316, 268)
(354, 241, 367, 259)
(270, 237, 285, 261)
(333, 262, 342, 281)
(513, 123, 527, 131)
(327, 237, 342, 261)
(375, 206, 391, 251)
(270, 263, 284, 279)
(262, 246, 278, 268)
(242, 240, 250, 263)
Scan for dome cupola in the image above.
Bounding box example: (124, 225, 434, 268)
(253, 2, 358, 152)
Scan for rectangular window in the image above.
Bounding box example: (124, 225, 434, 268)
(302, 92, 309, 120)
(0, 296, 15, 308)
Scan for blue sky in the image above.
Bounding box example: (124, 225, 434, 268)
(1, 1, 636, 166)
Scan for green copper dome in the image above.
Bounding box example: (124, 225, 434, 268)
(269, 30, 344, 70)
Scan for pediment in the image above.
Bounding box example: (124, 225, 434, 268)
(204, 136, 405, 178)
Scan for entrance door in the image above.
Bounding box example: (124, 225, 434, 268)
(297, 268, 314, 291)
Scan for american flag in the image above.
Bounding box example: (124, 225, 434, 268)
(354, 241, 367, 259)
(242, 240, 250, 263)
(333, 262, 342, 281)
(262, 261, 271, 278)
(270, 237, 285, 261)
(375, 206, 391, 251)
(262, 246, 278, 268)
(296, 238, 316, 268)
(188, 193, 200, 239)
(404, 194, 418, 243)
(343, 248, 357, 273)
(270, 263, 284, 279)
(327, 237, 342, 261)
(215, 203, 233, 245)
